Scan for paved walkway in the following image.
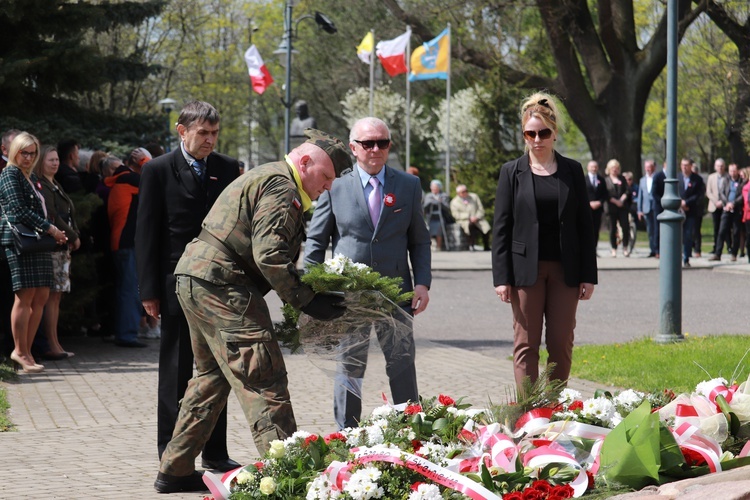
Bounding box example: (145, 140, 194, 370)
(1, 248, 748, 499)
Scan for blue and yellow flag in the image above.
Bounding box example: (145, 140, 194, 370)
(409, 27, 449, 81)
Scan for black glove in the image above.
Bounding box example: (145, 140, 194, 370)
(301, 293, 347, 321)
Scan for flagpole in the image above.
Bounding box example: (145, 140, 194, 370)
(405, 26, 411, 172)
(445, 23, 451, 195)
(369, 29, 375, 116)
(247, 18, 254, 169)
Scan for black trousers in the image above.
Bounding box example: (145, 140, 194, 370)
(158, 308, 229, 460)
(591, 208, 603, 248)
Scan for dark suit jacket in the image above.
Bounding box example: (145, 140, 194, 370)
(652, 170, 666, 213)
(585, 173, 607, 208)
(677, 172, 706, 217)
(55, 163, 83, 194)
(492, 152, 597, 288)
(135, 148, 239, 315)
(305, 164, 432, 293)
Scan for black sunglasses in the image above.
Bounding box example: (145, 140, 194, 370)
(353, 139, 391, 150)
(523, 128, 553, 140)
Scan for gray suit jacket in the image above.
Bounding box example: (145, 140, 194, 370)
(637, 175, 653, 214)
(305, 165, 432, 293)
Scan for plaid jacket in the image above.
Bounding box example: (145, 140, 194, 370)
(0, 165, 51, 246)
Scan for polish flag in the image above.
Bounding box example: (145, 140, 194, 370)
(244, 45, 273, 95)
(376, 29, 411, 77)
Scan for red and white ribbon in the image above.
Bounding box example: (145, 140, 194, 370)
(672, 423, 723, 473)
(346, 445, 503, 500)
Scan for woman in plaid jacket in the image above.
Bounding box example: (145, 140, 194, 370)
(0, 132, 68, 373)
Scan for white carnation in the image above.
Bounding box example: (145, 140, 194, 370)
(409, 483, 442, 500)
(614, 389, 645, 412)
(559, 388, 582, 405)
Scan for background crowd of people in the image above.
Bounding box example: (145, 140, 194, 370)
(0, 129, 166, 372)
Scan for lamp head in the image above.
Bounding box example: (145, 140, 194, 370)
(314, 12, 337, 34)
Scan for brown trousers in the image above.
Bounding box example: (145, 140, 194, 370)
(509, 261, 579, 388)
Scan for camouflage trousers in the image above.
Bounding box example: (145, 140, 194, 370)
(159, 275, 297, 476)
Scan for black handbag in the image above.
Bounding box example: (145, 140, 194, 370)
(7, 220, 63, 254)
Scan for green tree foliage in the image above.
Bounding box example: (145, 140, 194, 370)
(0, 0, 166, 146)
(383, 0, 708, 177)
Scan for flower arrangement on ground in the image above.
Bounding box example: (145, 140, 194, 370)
(200, 372, 750, 500)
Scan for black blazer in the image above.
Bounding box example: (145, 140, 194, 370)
(135, 148, 239, 314)
(585, 173, 607, 208)
(677, 172, 706, 216)
(492, 152, 597, 288)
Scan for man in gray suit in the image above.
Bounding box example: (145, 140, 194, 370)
(636, 159, 658, 257)
(305, 117, 431, 429)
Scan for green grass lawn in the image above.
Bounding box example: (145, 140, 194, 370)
(0, 362, 17, 431)
(540, 335, 749, 394)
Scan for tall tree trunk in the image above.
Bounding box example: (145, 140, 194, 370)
(702, 1, 750, 167)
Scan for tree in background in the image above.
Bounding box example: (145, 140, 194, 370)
(383, 0, 708, 177)
(0, 0, 166, 146)
(702, 0, 750, 167)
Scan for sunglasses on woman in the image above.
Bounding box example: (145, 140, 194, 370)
(353, 139, 391, 150)
(523, 129, 553, 140)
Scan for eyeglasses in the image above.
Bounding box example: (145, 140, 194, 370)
(522, 129, 553, 141)
(353, 139, 391, 150)
(19, 151, 38, 159)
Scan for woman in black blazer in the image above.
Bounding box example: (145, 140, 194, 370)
(604, 159, 632, 257)
(492, 92, 597, 391)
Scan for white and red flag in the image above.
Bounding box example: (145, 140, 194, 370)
(376, 29, 411, 77)
(243, 45, 273, 95)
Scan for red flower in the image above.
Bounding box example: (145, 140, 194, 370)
(411, 439, 423, 452)
(254, 461, 264, 471)
(569, 400, 584, 411)
(324, 432, 347, 445)
(521, 489, 544, 500)
(681, 447, 707, 467)
(550, 484, 574, 498)
(303, 434, 319, 448)
(411, 482, 424, 491)
(504, 493, 523, 500)
(586, 470, 595, 489)
(531, 480, 553, 493)
(404, 404, 423, 415)
(438, 394, 455, 406)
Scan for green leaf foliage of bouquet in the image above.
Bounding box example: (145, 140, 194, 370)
(276, 255, 414, 353)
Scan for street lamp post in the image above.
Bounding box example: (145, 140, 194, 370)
(274, 2, 337, 153)
(158, 98, 177, 152)
(656, 0, 684, 343)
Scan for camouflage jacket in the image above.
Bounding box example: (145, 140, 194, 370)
(174, 161, 315, 309)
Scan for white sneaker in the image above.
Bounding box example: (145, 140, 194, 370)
(143, 325, 161, 339)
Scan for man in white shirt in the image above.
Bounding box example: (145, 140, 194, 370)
(637, 159, 658, 257)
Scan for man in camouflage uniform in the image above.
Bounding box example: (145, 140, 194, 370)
(154, 129, 351, 494)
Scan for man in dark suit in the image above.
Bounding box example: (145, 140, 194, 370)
(55, 138, 84, 194)
(677, 158, 706, 267)
(305, 117, 432, 429)
(136, 100, 240, 471)
(585, 160, 607, 253)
